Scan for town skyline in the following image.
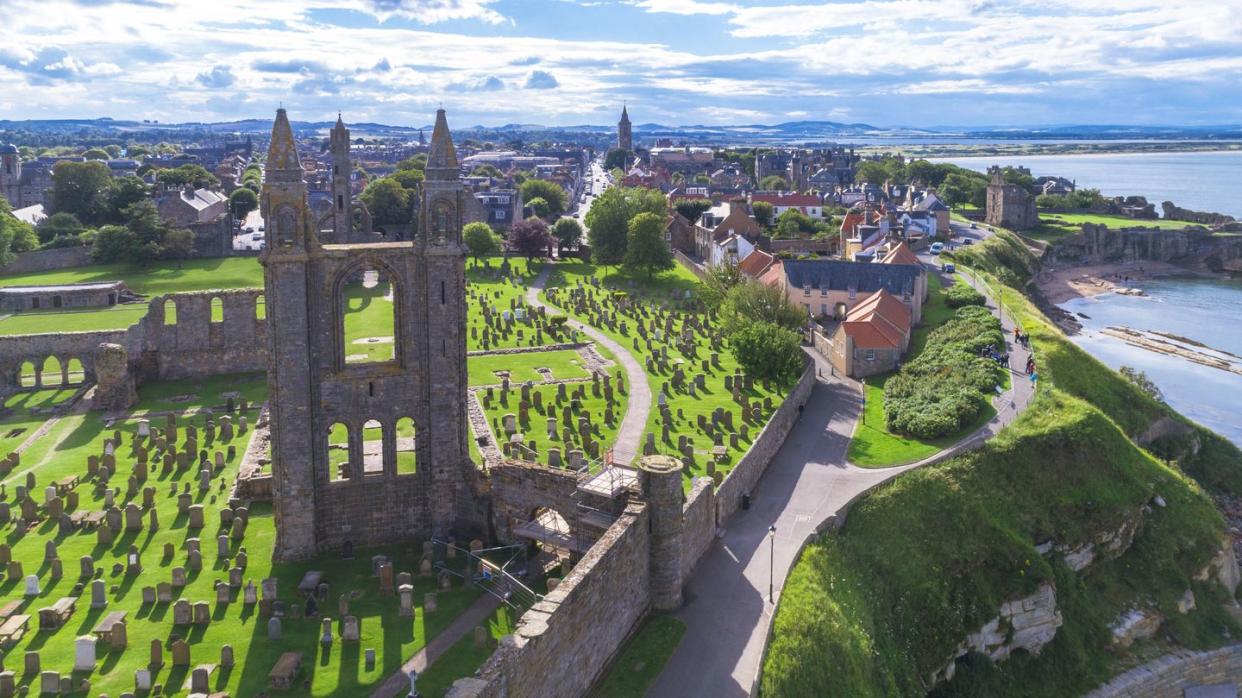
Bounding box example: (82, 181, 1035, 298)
(2, 0, 1240, 127)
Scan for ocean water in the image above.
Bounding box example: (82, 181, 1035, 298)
(1060, 277, 1242, 446)
(931, 150, 1242, 218)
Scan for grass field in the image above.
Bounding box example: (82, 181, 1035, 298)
(0, 373, 487, 696)
(1025, 211, 1193, 243)
(467, 349, 589, 387)
(595, 615, 686, 697)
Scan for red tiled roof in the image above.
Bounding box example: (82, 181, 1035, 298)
(738, 249, 775, 277)
(839, 289, 911, 349)
(881, 242, 921, 266)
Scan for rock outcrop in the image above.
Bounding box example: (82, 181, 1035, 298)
(1162, 201, 1236, 227)
(933, 583, 1064, 685)
(1048, 223, 1242, 273)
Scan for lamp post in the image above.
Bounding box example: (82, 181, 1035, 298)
(768, 524, 777, 604)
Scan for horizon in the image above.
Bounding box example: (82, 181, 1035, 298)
(1, 0, 1240, 128)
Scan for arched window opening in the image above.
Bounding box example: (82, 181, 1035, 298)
(211, 296, 224, 324)
(19, 361, 37, 388)
(164, 299, 177, 326)
(66, 358, 85, 385)
(362, 419, 386, 476)
(40, 356, 62, 388)
(327, 422, 351, 482)
(341, 268, 396, 365)
(255, 294, 266, 320)
(395, 417, 416, 474)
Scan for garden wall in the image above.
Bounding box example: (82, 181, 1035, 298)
(674, 250, 707, 279)
(715, 359, 816, 523)
(447, 502, 653, 698)
(1085, 644, 1242, 697)
(0, 246, 93, 275)
(681, 477, 716, 580)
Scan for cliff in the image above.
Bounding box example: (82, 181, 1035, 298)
(1048, 223, 1242, 273)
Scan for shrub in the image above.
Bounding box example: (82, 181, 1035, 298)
(944, 282, 986, 308)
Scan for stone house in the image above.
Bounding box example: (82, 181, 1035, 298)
(761, 256, 925, 324)
(694, 199, 765, 262)
(0, 281, 133, 312)
(665, 212, 696, 256)
(156, 185, 228, 227)
(985, 166, 1038, 230)
(826, 288, 912, 378)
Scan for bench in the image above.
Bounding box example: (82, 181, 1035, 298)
(53, 475, 79, 496)
(0, 614, 29, 647)
(37, 597, 75, 629)
(268, 651, 303, 690)
(0, 600, 22, 621)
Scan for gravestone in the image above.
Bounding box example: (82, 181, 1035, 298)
(150, 638, 163, 667)
(173, 600, 191, 625)
(91, 579, 107, 609)
(74, 636, 96, 671)
(172, 566, 188, 588)
(267, 616, 282, 640)
(342, 615, 360, 642)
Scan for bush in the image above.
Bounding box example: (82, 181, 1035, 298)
(730, 320, 804, 386)
(944, 282, 986, 308)
(883, 306, 1004, 439)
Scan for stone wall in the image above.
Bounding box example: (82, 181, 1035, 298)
(674, 250, 706, 280)
(715, 359, 815, 523)
(488, 459, 597, 542)
(1085, 644, 1242, 697)
(447, 502, 652, 698)
(680, 477, 716, 581)
(0, 246, 92, 275)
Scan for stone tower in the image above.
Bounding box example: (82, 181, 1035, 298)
(617, 105, 632, 152)
(261, 108, 479, 561)
(329, 114, 353, 239)
(985, 166, 1038, 230)
(0, 144, 20, 208)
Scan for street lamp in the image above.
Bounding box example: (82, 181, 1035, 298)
(768, 524, 777, 604)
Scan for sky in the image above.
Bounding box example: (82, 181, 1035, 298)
(1, 0, 1241, 129)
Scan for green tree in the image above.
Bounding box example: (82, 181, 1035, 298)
(36, 212, 86, 245)
(752, 200, 775, 227)
(106, 176, 148, 223)
(938, 172, 977, 208)
(160, 227, 195, 262)
(584, 186, 667, 271)
(155, 164, 218, 190)
(730, 320, 804, 386)
(519, 179, 566, 218)
(721, 280, 805, 334)
(51, 160, 112, 225)
(603, 148, 629, 171)
(90, 225, 138, 263)
(359, 178, 412, 226)
(82, 147, 110, 160)
(552, 217, 583, 253)
(525, 197, 551, 219)
(0, 199, 37, 261)
(389, 169, 424, 190)
(396, 154, 427, 171)
(674, 198, 713, 225)
(853, 161, 890, 185)
(463, 221, 500, 265)
(103, 144, 123, 158)
(622, 211, 675, 280)
(759, 175, 789, 191)
(471, 164, 502, 178)
(700, 260, 743, 305)
(228, 187, 259, 220)
(904, 159, 940, 186)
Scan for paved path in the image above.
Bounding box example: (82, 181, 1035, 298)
(524, 264, 651, 466)
(370, 593, 502, 698)
(650, 260, 1037, 697)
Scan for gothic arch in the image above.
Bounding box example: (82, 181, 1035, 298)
(332, 256, 405, 369)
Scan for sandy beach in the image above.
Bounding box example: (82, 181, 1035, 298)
(1034, 260, 1202, 305)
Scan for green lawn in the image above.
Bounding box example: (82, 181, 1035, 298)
(468, 349, 589, 387)
(542, 260, 788, 489)
(0, 257, 263, 294)
(595, 615, 686, 697)
(415, 605, 517, 697)
(1024, 211, 1194, 243)
(342, 278, 396, 364)
(846, 273, 999, 468)
(466, 260, 546, 352)
(0, 372, 484, 697)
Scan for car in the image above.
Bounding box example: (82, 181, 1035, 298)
(942, 262, 956, 273)
(970, 222, 977, 229)
(929, 242, 945, 255)
(963, 238, 974, 245)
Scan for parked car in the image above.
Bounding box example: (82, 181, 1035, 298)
(970, 222, 977, 229)
(942, 262, 956, 273)
(963, 238, 974, 245)
(929, 242, 945, 255)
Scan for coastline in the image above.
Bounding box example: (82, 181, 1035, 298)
(1033, 260, 1213, 306)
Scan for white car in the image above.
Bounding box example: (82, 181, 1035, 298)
(929, 242, 945, 255)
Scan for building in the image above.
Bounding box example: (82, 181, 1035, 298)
(762, 257, 924, 324)
(0, 281, 135, 312)
(474, 189, 522, 230)
(824, 288, 912, 378)
(617, 105, 633, 152)
(0, 144, 19, 207)
(751, 192, 825, 219)
(839, 203, 891, 261)
(260, 107, 481, 559)
(155, 185, 232, 257)
(665, 211, 695, 256)
(694, 199, 765, 263)
(985, 166, 1038, 230)
(321, 115, 374, 242)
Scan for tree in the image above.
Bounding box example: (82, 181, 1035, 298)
(603, 148, 629, 171)
(938, 172, 977, 208)
(904, 159, 939, 187)
(471, 164, 502, 178)
(730, 320, 804, 386)
(623, 212, 675, 280)
(552, 217, 583, 253)
(359, 178, 412, 226)
(51, 160, 112, 225)
(160, 228, 196, 262)
(701, 260, 743, 305)
(106, 176, 148, 223)
(584, 186, 667, 270)
(507, 217, 552, 260)
(103, 145, 123, 158)
(82, 148, 110, 160)
(228, 187, 259, 220)
(0, 199, 37, 262)
(759, 175, 789, 191)
(519, 179, 566, 218)
(752, 200, 774, 227)
(90, 225, 139, 263)
(155, 164, 218, 190)
(463, 221, 500, 265)
(854, 160, 894, 185)
(36, 212, 86, 245)
(674, 198, 713, 225)
(396, 154, 427, 171)
(389, 169, 424, 190)
(721, 280, 805, 334)
(525, 197, 551, 219)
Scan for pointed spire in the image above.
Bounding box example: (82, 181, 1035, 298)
(425, 108, 459, 180)
(621, 104, 630, 122)
(266, 108, 302, 177)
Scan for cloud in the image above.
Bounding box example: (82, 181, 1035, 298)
(446, 74, 505, 92)
(523, 70, 559, 89)
(252, 59, 329, 74)
(510, 56, 540, 66)
(362, 0, 508, 24)
(372, 57, 392, 72)
(196, 64, 235, 88)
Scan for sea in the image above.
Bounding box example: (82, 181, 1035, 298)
(935, 150, 1242, 446)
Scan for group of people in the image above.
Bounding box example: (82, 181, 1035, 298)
(1012, 327, 1031, 349)
(980, 343, 1010, 368)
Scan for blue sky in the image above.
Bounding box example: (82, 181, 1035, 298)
(0, 0, 1240, 128)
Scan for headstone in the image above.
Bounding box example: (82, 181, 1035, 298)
(320, 617, 333, 644)
(135, 668, 152, 691)
(157, 582, 172, 603)
(267, 616, 282, 640)
(398, 584, 415, 618)
(23, 652, 39, 675)
(191, 666, 210, 693)
(79, 555, 94, 579)
(342, 615, 360, 642)
(192, 601, 210, 624)
(91, 579, 107, 609)
(23, 575, 38, 596)
(220, 644, 234, 667)
(150, 638, 163, 667)
(173, 599, 191, 625)
(423, 591, 437, 614)
(172, 567, 187, 588)
(141, 586, 156, 605)
(74, 636, 97, 671)
(39, 671, 59, 695)
(365, 648, 376, 671)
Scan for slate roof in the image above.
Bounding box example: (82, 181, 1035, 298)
(781, 258, 921, 296)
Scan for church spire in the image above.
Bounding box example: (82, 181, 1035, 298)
(621, 104, 629, 122)
(266, 108, 302, 182)
(425, 108, 459, 180)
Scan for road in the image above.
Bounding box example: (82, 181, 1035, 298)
(570, 159, 612, 230)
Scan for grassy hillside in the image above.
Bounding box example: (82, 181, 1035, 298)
(762, 230, 1242, 697)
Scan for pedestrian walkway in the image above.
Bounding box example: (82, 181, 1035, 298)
(649, 264, 1036, 697)
(369, 593, 502, 698)
(524, 264, 651, 465)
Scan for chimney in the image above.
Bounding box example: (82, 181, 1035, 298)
(183, 183, 195, 198)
